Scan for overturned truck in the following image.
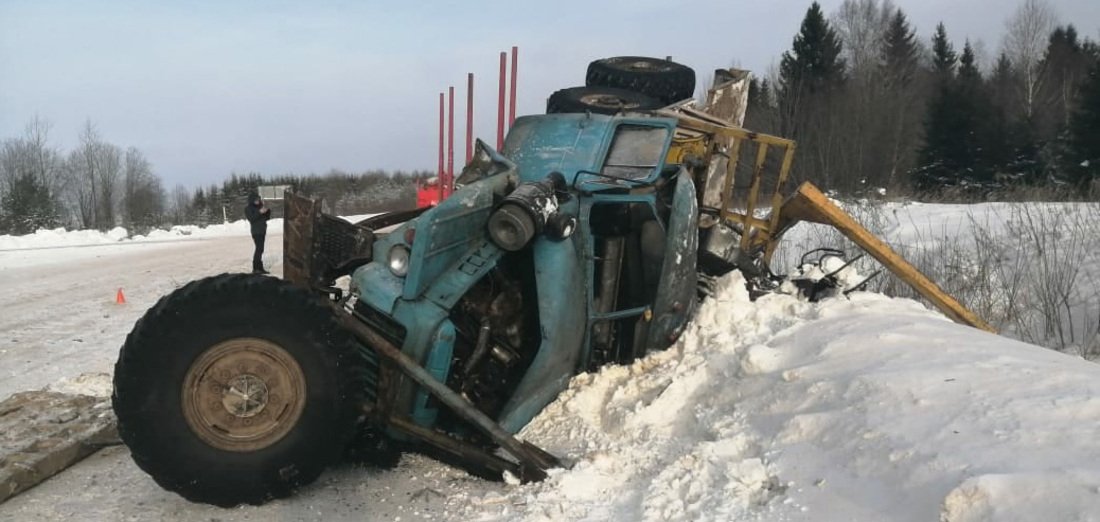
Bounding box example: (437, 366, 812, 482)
(111, 57, 992, 507)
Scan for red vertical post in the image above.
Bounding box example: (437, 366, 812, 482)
(509, 46, 518, 129)
(447, 86, 455, 197)
(497, 51, 506, 150)
(438, 92, 445, 202)
(466, 73, 474, 165)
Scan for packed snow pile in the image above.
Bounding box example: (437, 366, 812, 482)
(0, 212, 380, 251)
(0, 226, 131, 250)
(453, 272, 1100, 521)
(46, 372, 113, 398)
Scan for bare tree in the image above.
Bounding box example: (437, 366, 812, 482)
(65, 120, 122, 230)
(833, 0, 895, 80)
(96, 142, 122, 229)
(67, 121, 101, 228)
(123, 147, 164, 230)
(1004, 0, 1057, 121)
(831, 0, 899, 191)
(0, 117, 62, 199)
(170, 184, 191, 225)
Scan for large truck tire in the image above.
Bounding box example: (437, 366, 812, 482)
(546, 86, 664, 115)
(112, 273, 367, 506)
(586, 56, 696, 105)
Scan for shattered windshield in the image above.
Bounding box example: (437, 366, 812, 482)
(600, 124, 669, 180)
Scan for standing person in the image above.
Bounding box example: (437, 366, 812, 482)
(245, 192, 271, 274)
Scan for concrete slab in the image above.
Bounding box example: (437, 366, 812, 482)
(0, 391, 118, 504)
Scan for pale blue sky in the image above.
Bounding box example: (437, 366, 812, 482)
(2, 0, 1098, 189)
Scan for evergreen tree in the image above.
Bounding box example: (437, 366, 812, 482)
(745, 77, 777, 132)
(878, 8, 923, 187)
(915, 32, 992, 191)
(1066, 57, 1100, 189)
(777, 1, 847, 187)
(881, 9, 919, 88)
(1042, 26, 1087, 129)
(986, 53, 1019, 176)
(778, 2, 846, 100)
(931, 23, 956, 77)
(0, 172, 60, 234)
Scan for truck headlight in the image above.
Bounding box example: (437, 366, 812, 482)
(387, 245, 410, 277)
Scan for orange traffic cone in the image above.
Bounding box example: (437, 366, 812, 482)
(116, 288, 126, 304)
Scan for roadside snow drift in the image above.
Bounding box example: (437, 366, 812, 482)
(453, 273, 1100, 521)
(0, 219, 282, 251)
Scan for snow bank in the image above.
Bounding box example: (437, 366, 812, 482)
(456, 273, 1100, 521)
(0, 211, 379, 251)
(0, 219, 284, 251)
(0, 226, 129, 250)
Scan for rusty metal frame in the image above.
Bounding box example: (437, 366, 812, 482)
(658, 103, 992, 332)
(336, 309, 562, 482)
(657, 109, 797, 263)
(771, 182, 995, 332)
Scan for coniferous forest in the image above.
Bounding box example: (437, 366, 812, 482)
(744, 0, 1098, 199)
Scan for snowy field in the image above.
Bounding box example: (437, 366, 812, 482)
(1, 203, 1100, 521)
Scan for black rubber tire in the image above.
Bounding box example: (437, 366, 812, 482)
(112, 273, 367, 507)
(546, 86, 664, 115)
(585, 56, 696, 104)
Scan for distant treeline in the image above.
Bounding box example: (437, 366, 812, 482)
(743, 0, 1099, 198)
(0, 115, 431, 235)
(0, 119, 166, 235)
(180, 170, 432, 226)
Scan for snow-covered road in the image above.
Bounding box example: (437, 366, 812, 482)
(0, 232, 477, 522)
(0, 237, 250, 399)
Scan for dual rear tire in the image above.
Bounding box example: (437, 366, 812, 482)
(546, 56, 696, 115)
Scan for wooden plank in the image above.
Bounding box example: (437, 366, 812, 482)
(783, 182, 995, 332)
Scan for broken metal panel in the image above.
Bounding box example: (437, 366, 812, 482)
(0, 391, 118, 504)
(282, 191, 321, 288)
(283, 190, 376, 290)
(664, 69, 750, 212)
(704, 68, 751, 127)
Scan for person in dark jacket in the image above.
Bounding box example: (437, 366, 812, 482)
(245, 192, 271, 274)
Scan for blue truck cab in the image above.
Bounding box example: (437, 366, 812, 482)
(352, 112, 699, 437)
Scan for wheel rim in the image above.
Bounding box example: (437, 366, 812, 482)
(182, 338, 307, 452)
(579, 94, 639, 110)
(609, 58, 671, 73)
